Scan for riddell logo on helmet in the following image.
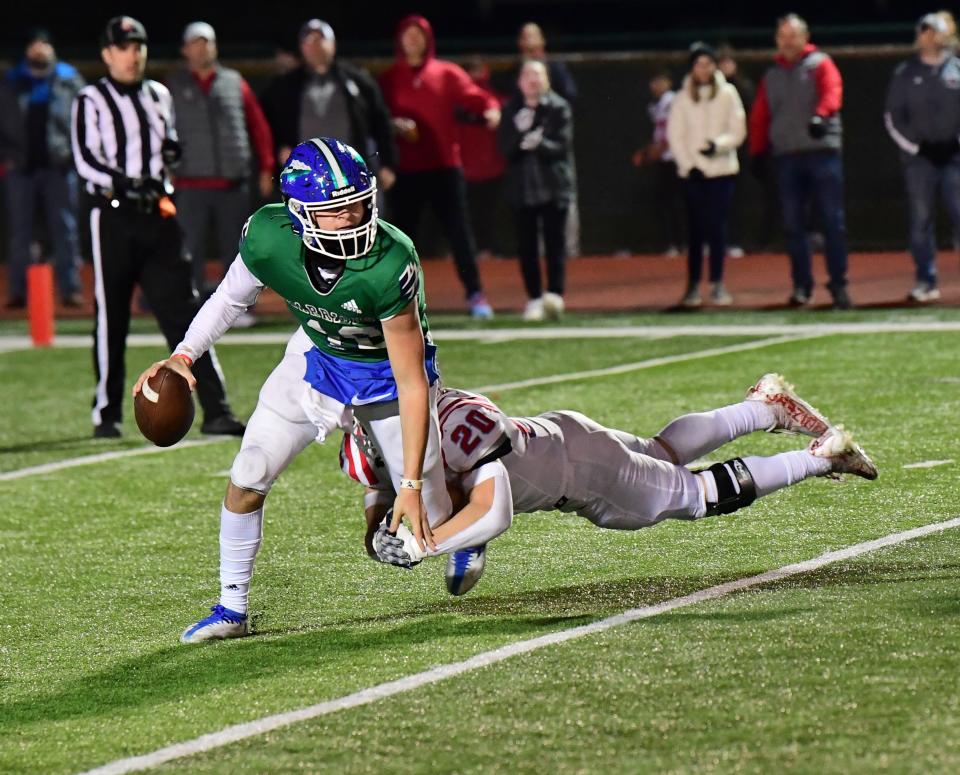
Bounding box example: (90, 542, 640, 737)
(331, 185, 357, 197)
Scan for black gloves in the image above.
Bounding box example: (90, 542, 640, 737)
(918, 138, 960, 167)
(808, 115, 828, 140)
(687, 168, 706, 180)
(699, 140, 717, 157)
(161, 138, 182, 167)
(112, 175, 165, 207)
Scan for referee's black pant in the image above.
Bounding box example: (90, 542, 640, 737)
(85, 196, 231, 429)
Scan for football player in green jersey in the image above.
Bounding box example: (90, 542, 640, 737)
(133, 137, 451, 642)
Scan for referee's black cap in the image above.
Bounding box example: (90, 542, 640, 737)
(101, 16, 148, 48)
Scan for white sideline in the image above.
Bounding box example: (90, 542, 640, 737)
(79, 516, 960, 775)
(1, 334, 814, 483)
(3, 319, 960, 353)
(0, 439, 223, 482)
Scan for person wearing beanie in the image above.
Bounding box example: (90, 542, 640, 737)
(666, 41, 745, 308)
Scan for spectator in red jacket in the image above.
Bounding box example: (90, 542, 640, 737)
(749, 14, 851, 310)
(458, 57, 508, 260)
(379, 15, 501, 319)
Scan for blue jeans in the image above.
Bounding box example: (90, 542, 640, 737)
(902, 155, 960, 286)
(4, 167, 81, 299)
(682, 174, 736, 285)
(775, 151, 848, 293)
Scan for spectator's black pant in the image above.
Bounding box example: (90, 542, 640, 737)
(655, 160, 684, 250)
(513, 201, 569, 298)
(390, 167, 482, 299)
(682, 174, 736, 285)
(176, 183, 252, 294)
(85, 196, 230, 429)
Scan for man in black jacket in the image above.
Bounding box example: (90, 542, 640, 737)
(260, 19, 397, 198)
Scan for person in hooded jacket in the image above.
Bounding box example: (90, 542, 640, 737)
(379, 15, 501, 319)
(667, 43, 745, 308)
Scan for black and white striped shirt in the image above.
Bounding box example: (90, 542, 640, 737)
(71, 76, 177, 195)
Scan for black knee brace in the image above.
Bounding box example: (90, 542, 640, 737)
(702, 457, 757, 516)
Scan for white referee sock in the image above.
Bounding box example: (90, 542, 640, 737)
(740, 451, 831, 497)
(219, 504, 263, 615)
(656, 401, 777, 464)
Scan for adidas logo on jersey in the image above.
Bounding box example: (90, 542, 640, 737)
(341, 299, 362, 314)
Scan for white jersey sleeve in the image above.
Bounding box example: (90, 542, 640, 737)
(437, 388, 517, 473)
(172, 255, 264, 362)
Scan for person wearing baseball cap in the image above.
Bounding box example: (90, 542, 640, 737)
(884, 12, 960, 302)
(167, 20, 275, 314)
(260, 18, 397, 216)
(71, 16, 244, 439)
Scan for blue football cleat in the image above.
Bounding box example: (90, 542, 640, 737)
(180, 604, 250, 644)
(445, 544, 487, 596)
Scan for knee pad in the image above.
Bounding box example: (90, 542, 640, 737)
(701, 457, 757, 516)
(230, 446, 272, 494)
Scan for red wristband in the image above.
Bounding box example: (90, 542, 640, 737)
(171, 353, 193, 366)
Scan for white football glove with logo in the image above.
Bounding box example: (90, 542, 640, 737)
(371, 515, 426, 569)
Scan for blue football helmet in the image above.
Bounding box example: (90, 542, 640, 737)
(279, 137, 378, 260)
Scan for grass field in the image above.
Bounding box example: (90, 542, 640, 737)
(2, 310, 959, 774)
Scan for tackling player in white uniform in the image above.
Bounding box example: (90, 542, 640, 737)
(342, 374, 877, 594)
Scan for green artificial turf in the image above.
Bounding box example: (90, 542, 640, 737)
(1, 319, 958, 773)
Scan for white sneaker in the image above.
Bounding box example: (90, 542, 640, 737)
(680, 288, 702, 308)
(233, 310, 257, 329)
(445, 545, 487, 596)
(542, 292, 565, 319)
(709, 283, 733, 306)
(727, 246, 745, 259)
(809, 425, 878, 480)
(745, 373, 831, 438)
(523, 298, 545, 321)
(908, 283, 940, 303)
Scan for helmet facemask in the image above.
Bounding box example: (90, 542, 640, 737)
(286, 179, 379, 260)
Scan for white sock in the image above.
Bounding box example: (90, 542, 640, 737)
(657, 401, 777, 464)
(741, 451, 831, 497)
(219, 504, 263, 614)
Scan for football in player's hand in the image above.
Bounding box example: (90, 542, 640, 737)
(134, 366, 195, 447)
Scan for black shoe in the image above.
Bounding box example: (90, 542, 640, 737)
(93, 422, 122, 439)
(5, 296, 26, 310)
(201, 414, 246, 437)
(829, 285, 853, 310)
(61, 292, 84, 308)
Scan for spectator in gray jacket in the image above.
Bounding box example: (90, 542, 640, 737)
(884, 13, 960, 303)
(168, 21, 275, 317)
(498, 60, 575, 322)
(0, 29, 84, 309)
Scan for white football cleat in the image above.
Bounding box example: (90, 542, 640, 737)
(746, 373, 831, 438)
(523, 298, 545, 322)
(809, 425, 878, 481)
(180, 605, 251, 644)
(445, 545, 487, 596)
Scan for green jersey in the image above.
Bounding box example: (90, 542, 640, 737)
(239, 204, 429, 362)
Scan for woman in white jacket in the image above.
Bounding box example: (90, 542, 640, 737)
(666, 42, 746, 307)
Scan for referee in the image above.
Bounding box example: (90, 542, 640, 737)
(71, 16, 244, 439)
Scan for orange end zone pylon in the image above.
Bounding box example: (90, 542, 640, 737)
(27, 263, 54, 347)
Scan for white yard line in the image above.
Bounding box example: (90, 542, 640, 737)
(1, 334, 814, 483)
(79, 516, 960, 775)
(903, 459, 954, 469)
(0, 439, 224, 482)
(3, 319, 960, 353)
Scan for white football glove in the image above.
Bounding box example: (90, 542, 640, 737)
(371, 517, 426, 568)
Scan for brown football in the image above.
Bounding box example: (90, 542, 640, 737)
(134, 366, 195, 447)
